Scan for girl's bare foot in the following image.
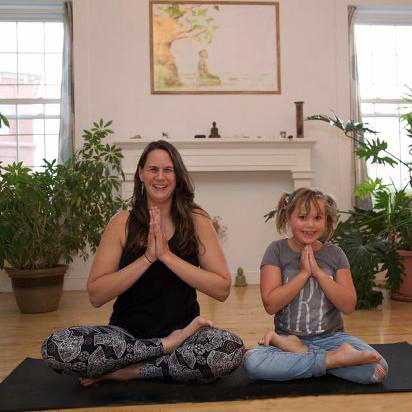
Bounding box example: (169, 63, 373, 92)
(79, 363, 140, 387)
(326, 342, 382, 369)
(161, 316, 213, 354)
(259, 330, 308, 353)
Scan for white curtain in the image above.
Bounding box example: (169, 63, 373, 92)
(58, 1, 74, 163)
(348, 5, 371, 210)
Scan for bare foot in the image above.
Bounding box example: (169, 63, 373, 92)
(326, 342, 382, 369)
(161, 316, 213, 353)
(79, 363, 140, 387)
(259, 330, 308, 353)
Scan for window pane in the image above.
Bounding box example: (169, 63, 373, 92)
(19, 134, 45, 166)
(17, 104, 44, 117)
(0, 53, 18, 82)
(45, 134, 59, 162)
(356, 23, 412, 190)
(375, 116, 401, 152)
(45, 119, 60, 134)
(17, 117, 36, 135)
(1, 21, 64, 168)
(45, 23, 63, 53)
(0, 23, 17, 53)
(370, 26, 396, 56)
(0, 104, 16, 117)
(32, 118, 45, 134)
(374, 104, 400, 116)
(0, 84, 18, 99)
(45, 54, 62, 84)
(373, 55, 398, 98)
(400, 119, 412, 165)
(45, 104, 60, 116)
(398, 53, 412, 89)
(397, 26, 412, 88)
(0, 118, 17, 135)
(18, 84, 45, 99)
(45, 85, 61, 98)
(17, 22, 44, 53)
(0, 135, 17, 165)
(18, 53, 44, 83)
(361, 103, 375, 115)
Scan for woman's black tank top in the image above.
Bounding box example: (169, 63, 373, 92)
(109, 233, 200, 339)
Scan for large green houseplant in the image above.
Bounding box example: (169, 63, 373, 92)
(0, 119, 128, 313)
(305, 94, 412, 308)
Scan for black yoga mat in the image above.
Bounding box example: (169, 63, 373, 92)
(1, 342, 411, 412)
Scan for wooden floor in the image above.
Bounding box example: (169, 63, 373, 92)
(1, 285, 412, 412)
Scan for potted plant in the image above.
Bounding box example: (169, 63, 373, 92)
(0, 119, 128, 313)
(305, 93, 412, 306)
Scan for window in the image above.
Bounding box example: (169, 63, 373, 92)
(0, 2, 65, 168)
(354, 7, 412, 190)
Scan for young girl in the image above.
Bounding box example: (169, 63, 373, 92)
(243, 187, 388, 384)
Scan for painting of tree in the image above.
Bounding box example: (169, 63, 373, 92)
(151, 3, 220, 89)
(150, 1, 281, 94)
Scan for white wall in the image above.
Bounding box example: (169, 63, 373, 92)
(2, 0, 410, 291)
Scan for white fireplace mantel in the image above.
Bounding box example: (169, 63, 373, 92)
(110, 138, 316, 194)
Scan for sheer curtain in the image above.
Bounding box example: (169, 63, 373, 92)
(348, 5, 371, 209)
(58, 1, 74, 163)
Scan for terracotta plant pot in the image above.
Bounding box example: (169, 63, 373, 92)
(391, 250, 412, 302)
(6, 265, 67, 313)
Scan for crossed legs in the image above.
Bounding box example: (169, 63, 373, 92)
(244, 330, 388, 384)
(80, 316, 213, 386)
(42, 317, 245, 386)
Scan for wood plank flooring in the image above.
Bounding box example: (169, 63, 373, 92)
(1, 285, 411, 412)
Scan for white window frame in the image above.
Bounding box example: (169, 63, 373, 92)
(354, 6, 412, 190)
(0, 0, 66, 167)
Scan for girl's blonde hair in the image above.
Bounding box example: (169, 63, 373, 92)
(275, 187, 338, 241)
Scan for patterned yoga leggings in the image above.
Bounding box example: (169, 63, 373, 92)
(41, 325, 245, 383)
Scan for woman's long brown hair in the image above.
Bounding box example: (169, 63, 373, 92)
(126, 140, 206, 256)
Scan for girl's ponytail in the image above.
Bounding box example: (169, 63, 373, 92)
(275, 192, 291, 235)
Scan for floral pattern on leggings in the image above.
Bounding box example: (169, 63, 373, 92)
(138, 328, 245, 383)
(42, 325, 163, 378)
(42, 325, 245, 383)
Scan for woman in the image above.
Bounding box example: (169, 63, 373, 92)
(42, 140, 244, 385)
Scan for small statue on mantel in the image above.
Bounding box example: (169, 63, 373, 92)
(235, 267, 248, 287)
(209, 121, 221, 138)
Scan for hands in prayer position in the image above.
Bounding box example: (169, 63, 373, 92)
(146, 206, 171, 263)
(299, 244, 324, 279)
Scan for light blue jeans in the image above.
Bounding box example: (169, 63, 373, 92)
(243, 332, 388, 384)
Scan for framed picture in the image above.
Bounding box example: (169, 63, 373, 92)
(149, 1, 281, 94)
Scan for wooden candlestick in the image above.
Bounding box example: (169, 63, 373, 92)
(295, 101, 304, 138)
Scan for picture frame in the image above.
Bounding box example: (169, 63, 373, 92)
(149, 1, 281, 94)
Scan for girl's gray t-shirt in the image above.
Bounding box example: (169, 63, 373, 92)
(261, 238, 350, 337)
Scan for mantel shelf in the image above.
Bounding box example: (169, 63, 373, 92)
(110, 137, 316, 193)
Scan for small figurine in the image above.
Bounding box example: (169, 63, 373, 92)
(209, 121, 221, 138)
(234, 267, 248, 287)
